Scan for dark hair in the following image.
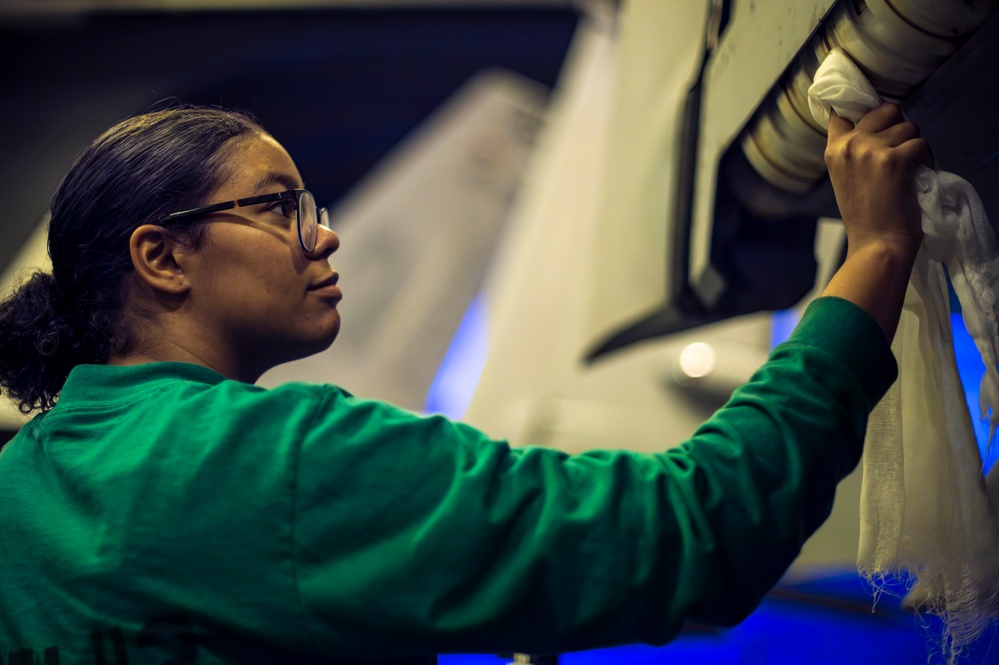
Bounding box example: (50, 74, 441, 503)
(0, 105, 265, 414)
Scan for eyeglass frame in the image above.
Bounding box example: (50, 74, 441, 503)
(161, 189, 329, 253)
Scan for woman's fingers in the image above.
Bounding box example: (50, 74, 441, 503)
(827, 110, 854, 141)
(855, 102, 905, 133)
(895, 136, 935, 171)
(877, 119, 920, 147)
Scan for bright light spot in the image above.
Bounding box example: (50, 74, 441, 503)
(678, 342, 716, 378)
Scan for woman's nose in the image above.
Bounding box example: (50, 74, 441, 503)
(313, 225, 340, 257)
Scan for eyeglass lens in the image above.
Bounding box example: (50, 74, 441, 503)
(300, 190, 318, 253)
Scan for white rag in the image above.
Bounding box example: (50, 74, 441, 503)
(809, 48, 999, 662)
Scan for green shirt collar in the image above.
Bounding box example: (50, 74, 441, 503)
(59, 362, 228, 406)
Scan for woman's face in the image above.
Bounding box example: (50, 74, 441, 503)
(179, 133, 342, 376)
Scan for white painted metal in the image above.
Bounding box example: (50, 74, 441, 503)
(689, 0, 837, 301)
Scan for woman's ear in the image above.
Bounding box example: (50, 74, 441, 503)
(128, 224, 192, 295)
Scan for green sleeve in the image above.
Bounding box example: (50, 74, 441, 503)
(291, 296, 896, 658)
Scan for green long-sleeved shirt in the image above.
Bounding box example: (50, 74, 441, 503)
(0, 297, 896, 664)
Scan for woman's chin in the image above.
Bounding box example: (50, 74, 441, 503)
(293, 319, 341, 360)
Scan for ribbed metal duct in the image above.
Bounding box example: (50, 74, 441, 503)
(741, 0, 996, 197)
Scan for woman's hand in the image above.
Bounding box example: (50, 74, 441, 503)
(820, 103, 934, 341)
(825, 103, 933, 255)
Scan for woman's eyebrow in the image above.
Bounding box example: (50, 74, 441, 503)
(252, 172, 303, 193)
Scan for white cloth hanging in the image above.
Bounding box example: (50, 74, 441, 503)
(809, 48, 999, 662)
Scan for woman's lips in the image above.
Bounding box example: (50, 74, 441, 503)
(311, 283, 342, 300)
(309, 273, 342, 300)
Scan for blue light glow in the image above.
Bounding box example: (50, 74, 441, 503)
(951, 312, 999, 473)
(438, 571, 994, 663)
(424, 294, 489, 419)
(770, 309, 800, 349)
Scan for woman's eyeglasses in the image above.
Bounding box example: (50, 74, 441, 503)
(162, 189, 329, 253)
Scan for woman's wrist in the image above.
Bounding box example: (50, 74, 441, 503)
(821, 237, 920, 341)
(847, 231, 921, 262)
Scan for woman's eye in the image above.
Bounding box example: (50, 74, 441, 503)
(266, 200, 297, 218)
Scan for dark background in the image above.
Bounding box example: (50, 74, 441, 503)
(0, 6, 579, 274)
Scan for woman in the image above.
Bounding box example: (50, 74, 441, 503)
(0, 103, 929, 664)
